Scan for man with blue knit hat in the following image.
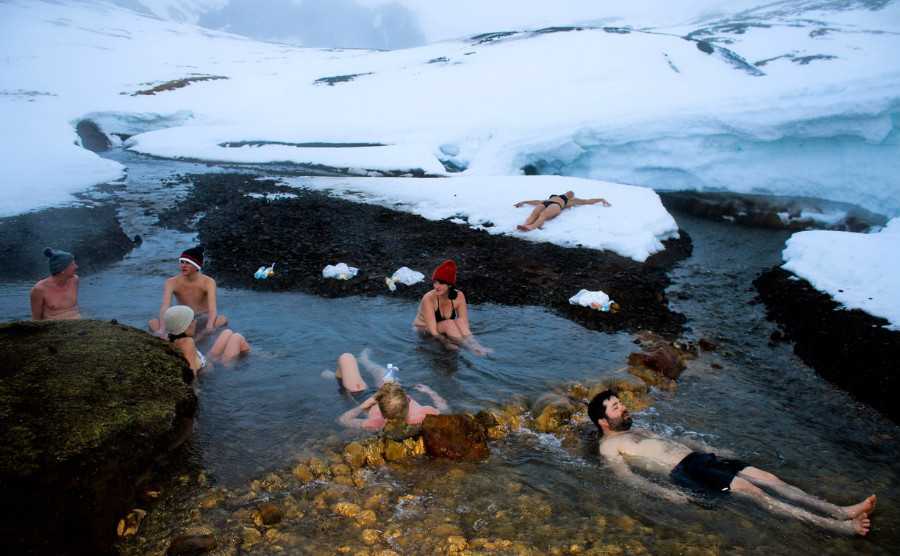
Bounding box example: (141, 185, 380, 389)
(149, 246, 227, 339)
(30, 247, 80, 320)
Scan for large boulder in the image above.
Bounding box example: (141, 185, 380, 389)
(421, 414, 489, 461)
(0, 320, 197, 555)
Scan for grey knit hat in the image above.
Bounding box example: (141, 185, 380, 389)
(164, 305, 195, 335)
(44, 247, 74, 275)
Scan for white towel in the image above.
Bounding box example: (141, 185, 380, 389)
(568, 289, 613, 311)
(385, 266, 425, 291)
(322, 263, 359, 280)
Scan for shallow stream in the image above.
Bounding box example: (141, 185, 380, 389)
(1, 150, 897, 554)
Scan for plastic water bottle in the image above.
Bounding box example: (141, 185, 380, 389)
(383, 363, 399, 383)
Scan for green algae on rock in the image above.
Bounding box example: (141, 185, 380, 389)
(0, 320, 197, 555)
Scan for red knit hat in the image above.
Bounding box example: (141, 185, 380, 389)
(432, 259, 457, 285)
(179, 246, 204, 270)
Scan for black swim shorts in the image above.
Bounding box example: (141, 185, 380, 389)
(670, 452, 748, 493)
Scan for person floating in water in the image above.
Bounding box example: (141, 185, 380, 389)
(413, 259, 491, 355)
(30, 247, 80, 321)
(163, 305, 250, 376)
(589, 390, 875, 536)
(514, 190, 611, 232)
(150, 246, 227, 340)
(334, 349, 448, 431)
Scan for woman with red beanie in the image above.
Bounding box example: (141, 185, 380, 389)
(413, 259, 490, 355)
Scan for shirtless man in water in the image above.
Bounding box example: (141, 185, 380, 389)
(590, 390, 875, 536)
(30, 248, 80, 320)
(514, 190, 611, 232)
(149, 246, 227, 340)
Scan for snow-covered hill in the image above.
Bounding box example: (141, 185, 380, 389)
(1, 0, 898, 217)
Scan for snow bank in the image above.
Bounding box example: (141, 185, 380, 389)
(287, 175, 678, 262)
(782, 218, 900, 330)
(2, 0, 900, 218)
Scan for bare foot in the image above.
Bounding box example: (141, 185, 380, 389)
(851, 512, 871, 536)
(516, 224, 532, 232)
(844, 495, 877, 519)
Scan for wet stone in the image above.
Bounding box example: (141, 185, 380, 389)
(292, 463, 314, 483)
(254, 502, 284, 526)
(167, 533, 217, 555)
(343, 441, 368, 469)
(241, 527, 262, 548)
(333, 502, 362, 517)
(421, 414, 490, 461)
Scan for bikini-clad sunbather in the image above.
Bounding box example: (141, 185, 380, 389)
(514, 190, 611, 232)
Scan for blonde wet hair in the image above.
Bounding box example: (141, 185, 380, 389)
(375, 382, 409, 421)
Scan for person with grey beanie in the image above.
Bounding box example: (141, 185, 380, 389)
(30, 247, 81, 320)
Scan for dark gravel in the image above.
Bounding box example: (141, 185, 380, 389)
(755, 267, 900, 422)
(159, 173, 693, 336)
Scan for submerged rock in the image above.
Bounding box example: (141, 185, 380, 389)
(167, 534, 217, 555)
(0, 320, 197, 555)
(421, 414, 490, 461)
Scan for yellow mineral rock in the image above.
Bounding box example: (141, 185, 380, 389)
(364, 492, 387, 510)
(352, 468, 368, 488)
(373, 550, 400, 556)
(344, 441, 368, 469)
(404, 436, 426, 456)
(116, 508, 147, 537)
(333, 502, 362, 518)
(334, 475, 355, 487)
(446, 535, 468, 551)
(362, 438, 386, 467)
(383, 439, 408, 462)
(611, 515, 637, 533)
(292, 463, 314, 483)
(361, 529, 381, 545)
(265, 528, 280, 542)
(308, 457, 330, 477)
(331, 463, 352, 476)
(354, 509, 377, 527)
(242, 527, 262, 548)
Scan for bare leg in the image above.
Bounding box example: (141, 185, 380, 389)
(437, 320, 465, 344)
(336, 353, 368, 391)
(739, 467, 876, 519)
(518, 205, 545, 230)
(730, 477, 870, 536)
(521, 204, 561, 231)
(221, 333, 249, 361)
(209, 329, 234, 357)
(149, 318, 161, 333)
(357, 348, 387, 387)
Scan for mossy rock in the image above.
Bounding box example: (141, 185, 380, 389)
(0, 320, 197, 555)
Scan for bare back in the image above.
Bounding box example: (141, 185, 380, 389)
(31, 276, 80, 320)
(169, 274, 215, 313)
(600, 430, 692, 475)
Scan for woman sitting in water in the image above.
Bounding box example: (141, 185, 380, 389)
(163, 305, 250, 376)
(335, 350, 448, 431)
(514, 190, 611, 232)
(413, 259, 491, 355)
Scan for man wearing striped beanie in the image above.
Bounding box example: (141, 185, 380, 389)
(149, 246, 228, 339)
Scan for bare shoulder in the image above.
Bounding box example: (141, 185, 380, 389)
(202, 274, 217, 288)
(455, 290, 468, 303)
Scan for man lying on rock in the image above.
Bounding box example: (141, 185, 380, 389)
(149, 246, 227, 340)
(332, 349, 448, 431)
(30, 247, 80, 320)
(590, 390, 875, 536)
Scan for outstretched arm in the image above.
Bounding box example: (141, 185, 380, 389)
(600, 443, 689, 504)
(30, 287, 45, 320)
(573, 197, 611, 207)
(338, 396, 377, 429)
(455, 293, 492, 355)
(205, 278, 219, 333)
(514, 200, 543, 208)
(413, 384, 449, 412)
(156, 279, 175, 335)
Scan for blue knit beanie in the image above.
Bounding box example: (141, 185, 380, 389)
(44, 247, 74, 275)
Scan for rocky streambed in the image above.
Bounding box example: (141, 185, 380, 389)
(160, 173, 692, 336)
